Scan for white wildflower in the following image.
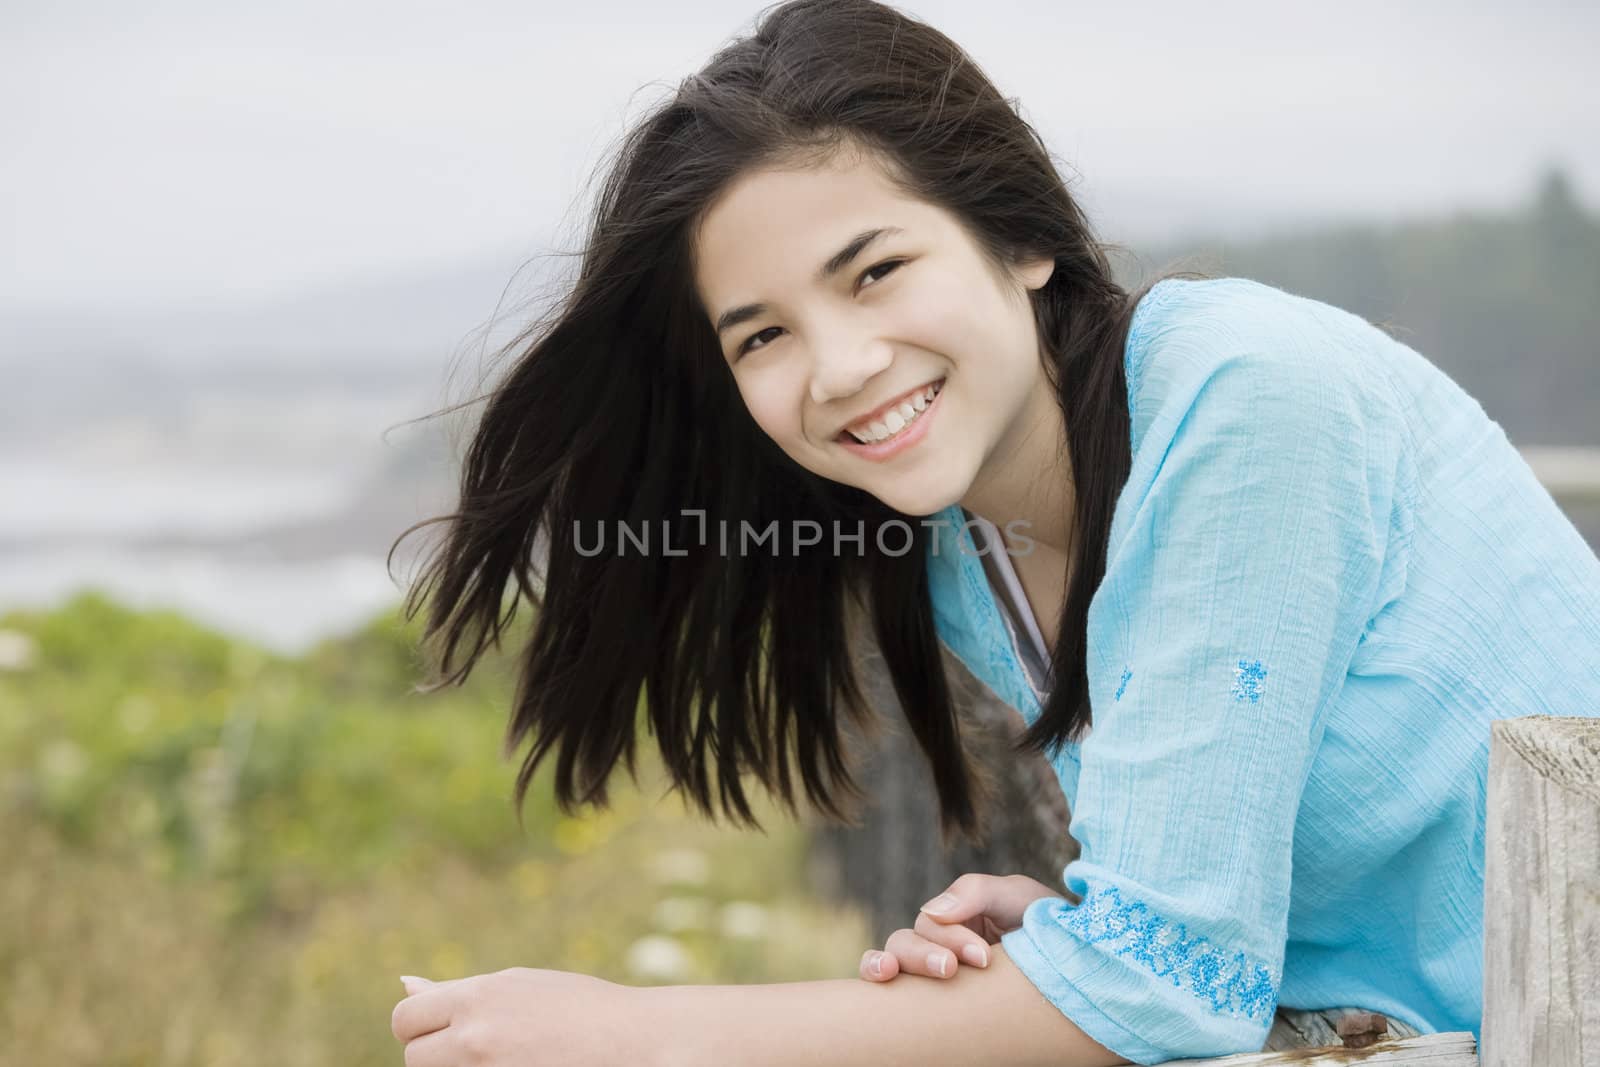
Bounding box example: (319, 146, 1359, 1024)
(719, 901, 770, 940)
(624, 935, 693, 982)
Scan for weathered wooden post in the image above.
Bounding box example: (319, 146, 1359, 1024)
(1482, 715, 1600, 1066)
(804, 603, 1079, 943)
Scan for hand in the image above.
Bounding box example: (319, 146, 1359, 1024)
(857, 873, 1058, 982)
(391, 967, 650, 1066)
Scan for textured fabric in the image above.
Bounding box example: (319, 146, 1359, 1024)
(971, 514, 1053, 693)
(923, 276, 1600, 1064)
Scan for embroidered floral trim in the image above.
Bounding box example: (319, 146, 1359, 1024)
(1055, 884, 1279, 1024)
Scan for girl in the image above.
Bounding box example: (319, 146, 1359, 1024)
(388, 1, 1600, 1064)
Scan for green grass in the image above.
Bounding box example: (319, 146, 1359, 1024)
(0, 592, 869, 1066)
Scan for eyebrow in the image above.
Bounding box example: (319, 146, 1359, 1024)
(713, 225, 904, 337)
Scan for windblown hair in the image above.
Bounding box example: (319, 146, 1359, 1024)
(396, 0, 1172, 848)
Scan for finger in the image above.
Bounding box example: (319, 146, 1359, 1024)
(391, 988, 452, 1043)
(919, 877, 1001, 923)
(914, 910, 990, 967)
(883, 927, 959, 979)
(920, 873, 1054, 932)
(858, 948, 901, 981)
(402, 1026, 452, 1067)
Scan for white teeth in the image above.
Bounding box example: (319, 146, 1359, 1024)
(846, 379, 944, 444)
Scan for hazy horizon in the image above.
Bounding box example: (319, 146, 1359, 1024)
(4, 1, 1597, 323)
(5, 2, 1597, 651)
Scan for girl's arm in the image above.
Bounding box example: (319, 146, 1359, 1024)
(639, 940, 1131, 1067)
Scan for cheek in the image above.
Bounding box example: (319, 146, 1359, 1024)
(735, 368, 805, 445)
(893, 274, 990, 354)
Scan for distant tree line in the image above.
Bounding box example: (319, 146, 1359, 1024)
(1135, 168, 1598, 447)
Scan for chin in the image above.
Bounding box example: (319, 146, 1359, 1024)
(868, 477, 966, 520)
(816, 448, 971, 519)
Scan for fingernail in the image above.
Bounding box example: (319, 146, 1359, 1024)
(928, 952, 947, 977)
(921, 894, 956, 915)
(868, 952, 882, 978)
(400, 975, 433, 990)
(962, 944, 989, 967)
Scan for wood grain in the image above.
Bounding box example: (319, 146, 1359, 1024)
(1482, 715, 1600, 1067)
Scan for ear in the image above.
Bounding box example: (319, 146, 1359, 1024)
(1016, 254, 1056, 292)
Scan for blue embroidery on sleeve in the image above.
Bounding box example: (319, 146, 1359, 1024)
(1055, 884, 1279, 1024)
(1114, 666, 1133, 701)
(1231, 660, 1267, 703)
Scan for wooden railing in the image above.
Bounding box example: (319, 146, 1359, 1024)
(1522, 446, 1600, 504)
(1480, 716, 1600, 1067)
(1157, 716, 1600, 1065)
(817, 572, 1600, 1066)
(1164, 1032, 1480, 1064)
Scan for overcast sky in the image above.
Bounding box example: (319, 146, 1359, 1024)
(3, 0, 1596, 318)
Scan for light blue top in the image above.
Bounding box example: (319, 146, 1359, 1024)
(923, 277, 1600, 1064)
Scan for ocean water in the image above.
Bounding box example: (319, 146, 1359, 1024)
(0, 545, 404, 653)
(2, 376, 1593, 656)
(0, 377, 456, 653)
(0, 457, 358, 541)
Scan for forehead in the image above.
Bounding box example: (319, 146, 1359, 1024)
(693, 153, 936, 305)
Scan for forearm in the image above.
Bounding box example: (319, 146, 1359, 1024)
(638, 941, 1131, 1067)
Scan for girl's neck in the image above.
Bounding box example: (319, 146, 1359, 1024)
(957, 371, 1076, 557)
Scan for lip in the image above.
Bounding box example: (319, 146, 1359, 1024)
(838, 378, 944, 439)
(835, 377, 944, 462)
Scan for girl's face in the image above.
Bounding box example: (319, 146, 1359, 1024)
(691, 149, 1056, 518)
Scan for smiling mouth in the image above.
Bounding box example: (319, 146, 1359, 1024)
(837, 378, 945, 445)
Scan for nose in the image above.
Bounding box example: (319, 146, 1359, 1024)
(808, 333, 895, 407)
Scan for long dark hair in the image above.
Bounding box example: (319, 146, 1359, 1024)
(396, 0, 1171, 848)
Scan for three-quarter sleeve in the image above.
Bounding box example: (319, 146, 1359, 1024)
(1000, 335, 1406, 1063)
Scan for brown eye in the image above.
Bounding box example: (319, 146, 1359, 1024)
(859, 258, 905, 288)
(734, 259, 906, 361)
(738, 326, 783, 357)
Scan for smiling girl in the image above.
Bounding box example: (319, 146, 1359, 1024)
(387, 1, 1600, 1064)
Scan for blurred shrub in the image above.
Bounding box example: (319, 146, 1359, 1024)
(2, 593, 537, 909)
(0, 592, 868, 1066)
